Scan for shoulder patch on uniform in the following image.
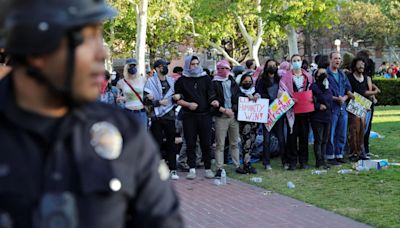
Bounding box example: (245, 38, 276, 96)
(158, 160, 170, 181)
(90, 121, 123, 160)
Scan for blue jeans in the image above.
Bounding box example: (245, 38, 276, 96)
(327, 109, 348, 159)
(126, 109, 148, 128)
(364, 110, 372, 133)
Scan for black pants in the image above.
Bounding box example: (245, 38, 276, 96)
(311, 121, 330, 166)
(262, 118, 286, 165)
(286, 114, 309, 166)
(364, 104, 374, 154)
(182, 113, 212, 169)
(150, 117, 176, 170)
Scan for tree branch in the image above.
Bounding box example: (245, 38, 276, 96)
(237, 15, 253, 46)
(209, 42, 240, 66)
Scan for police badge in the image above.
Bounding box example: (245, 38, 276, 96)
(90, 121, 123, 160)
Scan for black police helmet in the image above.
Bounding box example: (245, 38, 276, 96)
(4, 0, 117, 55)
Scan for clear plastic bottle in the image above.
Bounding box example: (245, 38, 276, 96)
(337, 169, 353, 174)
(221, 169, 227, 185)
(311, 170, 327, 175)
(287, 181, 295, 189)
(250, 177, 263, 183)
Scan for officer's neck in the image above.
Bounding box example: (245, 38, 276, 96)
(13, 68, 68, 117)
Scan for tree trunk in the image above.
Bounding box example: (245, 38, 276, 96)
(135, 0, 148, 78)
(287, 26, 298, 57)
(303, 29, 313, 63)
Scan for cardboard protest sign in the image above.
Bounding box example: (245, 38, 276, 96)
(238, 97, 269, 123)
(265, 92, 295, 131)
(293, 91, 314, 114)
(346, 92, 372, 118)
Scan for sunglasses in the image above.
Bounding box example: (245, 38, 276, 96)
(217, 68, 230, 70)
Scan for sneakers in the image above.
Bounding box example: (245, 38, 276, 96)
(204, 169, 215, 179)
(235, 167, 246, 174)
(186, 168, 196, 180)
(264, 165, 272, 171)
(283, 163, 289, 170)
(170, 170, 179, 180)
(245, 164, 257, 174)
(215, 169, 222, 179)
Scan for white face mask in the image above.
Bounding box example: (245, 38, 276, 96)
(111, 73, 116, 80)
(322, 78, 329, 89)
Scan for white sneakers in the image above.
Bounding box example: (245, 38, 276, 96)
(186, 168, 196, 179)
(204, 169, 215, 179)
(170, 170, 179, 180)
(185, 168, 215, 180)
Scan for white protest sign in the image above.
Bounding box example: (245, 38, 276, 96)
(237, 97, 269, 123)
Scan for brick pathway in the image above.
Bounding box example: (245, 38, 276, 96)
(172, 169, 370, 228)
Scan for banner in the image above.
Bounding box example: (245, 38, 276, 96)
(265, 92, 295, 131)
(346, 92, 372, 118)
(293, 91, 315, 114)
(238, 97, 269, 123)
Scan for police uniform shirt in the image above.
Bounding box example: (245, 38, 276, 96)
(0, 74, 183, 228)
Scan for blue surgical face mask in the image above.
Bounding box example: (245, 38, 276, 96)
(128, 67, 137, 75)
(292, 61, 302, 70)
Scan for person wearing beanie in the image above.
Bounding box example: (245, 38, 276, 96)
(212, 60, 246, 177)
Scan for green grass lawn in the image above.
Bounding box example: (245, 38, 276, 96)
(229, 106, 400, 228)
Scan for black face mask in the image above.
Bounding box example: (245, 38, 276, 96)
(0, 53, 6, 64)
(161, 65, 169, 75)
(266, 67, 277, 74)
(316, 73, 327, 82)
(242, 83, 252, 89)
(128, 67, 137, 75)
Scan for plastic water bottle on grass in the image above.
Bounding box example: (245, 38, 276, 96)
(311, 170, 327, 175)
(221, 169, 227, 185)
(337, 169, 353, 174)
(287, 181, 295, 189)
(250, 177, 263, 183)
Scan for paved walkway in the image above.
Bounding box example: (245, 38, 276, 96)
(172, 169, 370, 228)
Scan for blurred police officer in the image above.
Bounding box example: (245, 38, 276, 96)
(0, 0, 183, 227)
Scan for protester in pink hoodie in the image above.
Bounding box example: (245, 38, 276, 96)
(279, 54, 313, 170)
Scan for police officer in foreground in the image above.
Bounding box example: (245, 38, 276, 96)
(0, 0, 183, 227)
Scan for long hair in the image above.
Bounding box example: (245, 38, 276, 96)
(260, 59, 280, 88)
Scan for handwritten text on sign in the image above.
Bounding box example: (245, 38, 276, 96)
(238, 97, 269, 123)
(265, 92, 295, 131)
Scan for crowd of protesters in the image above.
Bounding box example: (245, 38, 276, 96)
(98, 49, 382, 180)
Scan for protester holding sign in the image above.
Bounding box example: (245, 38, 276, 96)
(256, 59, 286, 170)
(347, 58, 379, 161)
(237, 73, 259, 174)
(279, 55, 314, 170)
(310, 67, 333, 169)
(212, 60, 246, 177)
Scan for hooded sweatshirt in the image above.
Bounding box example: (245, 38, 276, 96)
(174, 55, 216, 114)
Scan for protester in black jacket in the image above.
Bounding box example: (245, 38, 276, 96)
(256, 59, 286, 170)
(310, 68, 333, 169)
(174, 55, 220, 180)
